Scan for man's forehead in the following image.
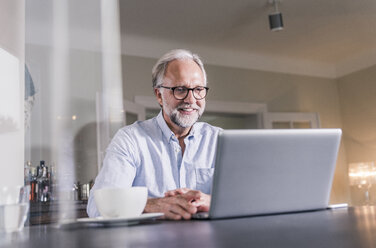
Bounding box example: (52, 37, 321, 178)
(165, 59, 201, 72)
(163, 77, 205, 87)
(165, 59, 203, 79)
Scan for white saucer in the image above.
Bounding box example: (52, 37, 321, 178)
(77, 213, 164, 224)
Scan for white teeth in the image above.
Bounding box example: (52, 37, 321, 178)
(181, 108, 194, 112)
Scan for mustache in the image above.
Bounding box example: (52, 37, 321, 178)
(176, 104, 200, 110)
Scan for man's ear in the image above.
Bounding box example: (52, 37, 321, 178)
(155, 88, 163, 106)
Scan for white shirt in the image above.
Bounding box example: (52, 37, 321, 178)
(87, 111, 221, 217)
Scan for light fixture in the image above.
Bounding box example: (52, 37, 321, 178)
(268, 0, 284, 32)
(349, 162, 376, 205)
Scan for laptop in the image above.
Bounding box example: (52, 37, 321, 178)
(193, 129, 342, 219)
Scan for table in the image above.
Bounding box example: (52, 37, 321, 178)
(1, 206, 376, 248)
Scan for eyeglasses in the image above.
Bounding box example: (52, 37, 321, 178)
(157, 86, 209, 100)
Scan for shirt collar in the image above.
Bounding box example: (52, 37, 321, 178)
(156, 110, 198, 142)
(156, 111, 175, 143)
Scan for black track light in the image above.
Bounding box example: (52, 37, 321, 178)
(268, 0, 284, 31)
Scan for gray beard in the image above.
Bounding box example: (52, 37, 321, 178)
(170, 109, 201, 128)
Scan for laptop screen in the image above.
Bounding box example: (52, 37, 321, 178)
(208, 129, 342, 219)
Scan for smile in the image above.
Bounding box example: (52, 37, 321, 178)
(178, 108, 197, 114)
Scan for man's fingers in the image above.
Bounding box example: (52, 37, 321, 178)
(197, 204, 210, 212)
(182, 191, 211, 212)
(160, 195, 197, 219)
(175, 196, 197, 214)
(163, 211, 182, 220)
(176, 188, 190, 194)
(181, 190, 202, 201)
(168, 204, 192, 220)
(164, 188, 190, 197)
(145, 193, 199, 220)
(164, 191, 177, 197)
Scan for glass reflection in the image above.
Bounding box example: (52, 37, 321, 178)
(25, 0, 124, 225)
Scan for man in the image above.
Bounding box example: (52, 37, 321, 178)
(87, 49, 221, 220)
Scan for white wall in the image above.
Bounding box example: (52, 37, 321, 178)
(338, 65, 376, 163)
(0, 1, 25, 187)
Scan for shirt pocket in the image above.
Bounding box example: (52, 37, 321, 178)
(195, 168, 214, 194)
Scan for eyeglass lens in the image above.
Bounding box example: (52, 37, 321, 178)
(174, 87, 207, 100)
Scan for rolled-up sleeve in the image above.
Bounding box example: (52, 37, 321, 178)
(87, 129, 138, 218)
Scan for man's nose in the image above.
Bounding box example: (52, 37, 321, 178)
(184, 89, 196, 104)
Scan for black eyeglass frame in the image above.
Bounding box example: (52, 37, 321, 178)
(157, 85, 209, 100)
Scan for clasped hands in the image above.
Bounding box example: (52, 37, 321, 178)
(144, 188, 211, 220)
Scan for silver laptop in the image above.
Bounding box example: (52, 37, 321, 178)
(194, 129, 342, 219)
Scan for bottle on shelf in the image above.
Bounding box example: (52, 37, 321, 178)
(38, 160, 50, 202)
(36, 161, 42, 179)
(30, 165, 38, 202)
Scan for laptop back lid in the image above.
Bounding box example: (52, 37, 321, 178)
(209, 129, 342, 219)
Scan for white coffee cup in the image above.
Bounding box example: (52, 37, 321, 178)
(94, 187, 148, 218)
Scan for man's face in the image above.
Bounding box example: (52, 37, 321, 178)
(155, 59, 206, 130)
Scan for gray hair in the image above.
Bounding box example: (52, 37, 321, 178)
(152, 49, 207, 88)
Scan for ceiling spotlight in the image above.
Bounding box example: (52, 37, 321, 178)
(268, 0, 284, 32)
